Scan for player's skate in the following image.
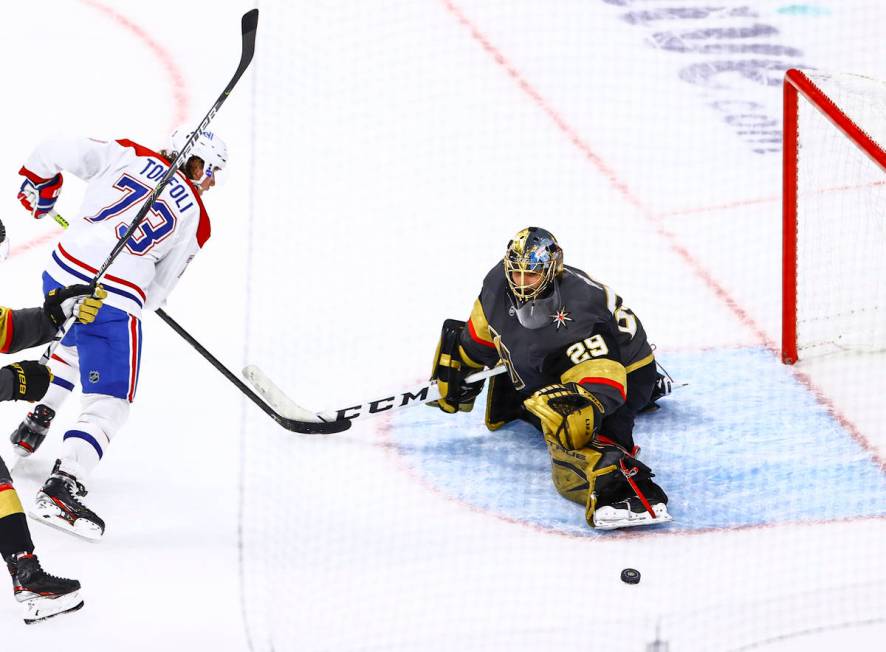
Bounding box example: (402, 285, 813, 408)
(593, 474, 672, 530)
(10, 404, 56, 457)
(30, 461, 105, 541)
(5, 552, 83, 624)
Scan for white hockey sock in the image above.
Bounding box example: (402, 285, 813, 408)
(58, 394, 130, 479)
(42, 347, 79, 411)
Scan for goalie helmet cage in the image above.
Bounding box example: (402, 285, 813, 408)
(782, 68, 886, 364)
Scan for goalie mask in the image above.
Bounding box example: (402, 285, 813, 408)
(504, 227, 564, 304)
(168, 127, 228, 184)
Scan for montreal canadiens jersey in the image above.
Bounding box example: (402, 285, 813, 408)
(459, 263, 654, 414)
(21, 137, 211, 317)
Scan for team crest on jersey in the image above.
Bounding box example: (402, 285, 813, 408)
(88, 370, 100, 384)
(551, 307, 572, 330)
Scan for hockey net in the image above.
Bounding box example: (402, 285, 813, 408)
(782, 68, 886, 363)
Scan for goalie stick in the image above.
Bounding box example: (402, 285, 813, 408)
(38, 8, 260, 365)
(33, 209, 350, 434)
(242, 364, 509, 427)
(242, 362, 685, 431)
(155, 310, 352, 434)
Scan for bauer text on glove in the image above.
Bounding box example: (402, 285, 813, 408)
(1, 361, 53, 401)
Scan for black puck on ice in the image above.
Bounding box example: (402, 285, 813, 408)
(620, 568, 641, 584)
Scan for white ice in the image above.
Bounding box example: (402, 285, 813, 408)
(1, 1, 884, 650)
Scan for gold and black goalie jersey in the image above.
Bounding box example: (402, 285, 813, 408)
(458, 263, 655, 416)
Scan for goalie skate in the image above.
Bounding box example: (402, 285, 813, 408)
(593, 498, 672, 530)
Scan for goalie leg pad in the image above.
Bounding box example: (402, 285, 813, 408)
(544, 434, 671, 530)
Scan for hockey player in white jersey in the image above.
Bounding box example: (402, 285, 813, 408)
(10, 129, 227, 540)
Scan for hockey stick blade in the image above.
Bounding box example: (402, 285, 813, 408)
(156, 310, 350, 434)
(242, 365, 322, 422)
(242, 365, 509, 430)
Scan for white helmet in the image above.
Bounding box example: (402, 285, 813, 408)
(168, 127, 228, 176)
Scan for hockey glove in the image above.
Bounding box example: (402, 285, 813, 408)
(430, 319, 484, 413)
(17, 168, 64, 219)
(2, 361, 53, 402)
(43, 284, 108, 328)
(523, 382, 604, 450)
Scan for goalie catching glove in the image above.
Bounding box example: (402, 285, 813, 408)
(523, 382, 604, 450)
(430, 319, 485, 413)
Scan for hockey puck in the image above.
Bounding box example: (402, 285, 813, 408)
(620, 568, 641, 584)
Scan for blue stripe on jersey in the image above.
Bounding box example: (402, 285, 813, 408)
(50, 252, 144, 307)
(63, 430, 103, 459)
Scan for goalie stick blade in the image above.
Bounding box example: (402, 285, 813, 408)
(242, 365, 321, 421)
(240, 366, 352, 434)
(273, 412, 351, 435)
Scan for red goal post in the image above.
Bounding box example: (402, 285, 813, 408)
(782, 68, 886, 364)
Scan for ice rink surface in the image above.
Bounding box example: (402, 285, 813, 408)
(1, 1, 884, 650)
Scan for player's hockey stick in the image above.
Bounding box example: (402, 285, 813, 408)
(39, 8, 260, 365)
(39, 208, 349, 433)
(155, 309, 352, 434)
(242, 364, 509, 427)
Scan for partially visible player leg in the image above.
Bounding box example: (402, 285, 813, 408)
(1, 455, 83, 623)
(10, 344, 79, 457)
(31, 307, 138, 541)
(31, 394, 129, 540)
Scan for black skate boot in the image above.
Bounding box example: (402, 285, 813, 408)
(30, 461, 105, 541)
(592, 455, 672, 530)
(5, 551, 84, 624)
(10, 404, 56, 457)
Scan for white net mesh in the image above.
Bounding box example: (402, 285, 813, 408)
(794, 71, 886, 357)
(238, 5, 886, 651)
